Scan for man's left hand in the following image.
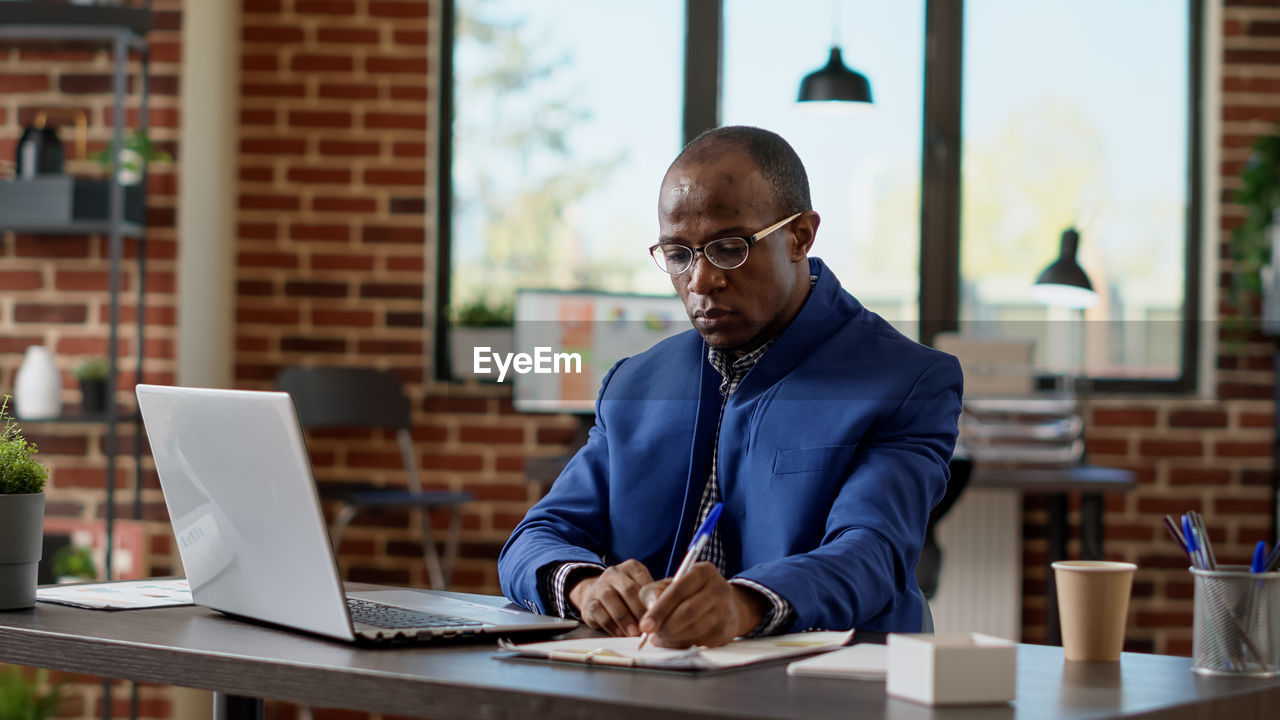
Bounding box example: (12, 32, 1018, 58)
(637, 562, 767, 648)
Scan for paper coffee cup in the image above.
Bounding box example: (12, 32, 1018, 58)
(1052, 560, 1137, 662)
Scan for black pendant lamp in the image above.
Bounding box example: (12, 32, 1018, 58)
(798, 1, 872, 106)
(798, 47, 873, 104)
(1030, 228, 1099, 309)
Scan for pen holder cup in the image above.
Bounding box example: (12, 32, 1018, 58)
(1192, 566, 1280, 677)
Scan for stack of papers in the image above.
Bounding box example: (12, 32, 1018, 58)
(498, 630, 852, 671)
(786, 643, 887, 680)
(36, 579, 193, 610)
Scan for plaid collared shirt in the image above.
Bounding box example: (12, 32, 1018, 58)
(548, 277, 818, 634)
(547, 338, 793, 636)
(695, 338, 794, 637)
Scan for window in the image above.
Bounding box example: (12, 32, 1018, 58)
(722, 0, 925, 326)
(445, 0, 683, 334)
(440, 0, 1202, 390)
(958, 0, 1195, 383)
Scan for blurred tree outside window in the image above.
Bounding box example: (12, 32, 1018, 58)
(450, 0, 683, 324)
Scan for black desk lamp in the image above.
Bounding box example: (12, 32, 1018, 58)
(1031, 228, 1099, 310)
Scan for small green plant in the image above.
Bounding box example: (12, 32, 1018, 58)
(92, 129, 172, 175)
(1228, 133, 1280, 314)
(453, 297, 514, 327)
(0, 665, 64, 720)
(72, 357, 109, 382)
(0, 396, 48, 495)
(50, 544, 96, 581)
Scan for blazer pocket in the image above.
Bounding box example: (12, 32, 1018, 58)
(772, 445, 858, 475)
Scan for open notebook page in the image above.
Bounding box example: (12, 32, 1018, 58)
(498, 630, 853, 670)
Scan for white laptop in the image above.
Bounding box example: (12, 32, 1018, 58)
(136, 384, 578, 645)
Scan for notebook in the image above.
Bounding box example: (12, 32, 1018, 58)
(498, 630, 853, 672)
(786, 642, 887, 680)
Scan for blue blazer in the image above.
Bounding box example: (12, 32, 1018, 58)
(499, 258, 963, 633)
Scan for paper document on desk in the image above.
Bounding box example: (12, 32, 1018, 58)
(498, 630, 852, 670)
(786, 643, 887, 680)
(36, 579, 193, 610)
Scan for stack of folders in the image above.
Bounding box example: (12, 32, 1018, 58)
(957, 394, 1084, 467)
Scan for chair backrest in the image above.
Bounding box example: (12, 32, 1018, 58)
(274, 366, 412, 431)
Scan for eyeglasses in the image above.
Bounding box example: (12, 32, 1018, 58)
(649, 212, 802, 276)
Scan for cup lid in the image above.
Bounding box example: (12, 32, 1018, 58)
(1051, 560, 1137, 572)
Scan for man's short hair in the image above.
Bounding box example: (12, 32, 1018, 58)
(672, 125, 812, 215)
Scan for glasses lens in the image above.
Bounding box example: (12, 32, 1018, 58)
(705, 238, 749, 269)
(652, 244, 692, 274)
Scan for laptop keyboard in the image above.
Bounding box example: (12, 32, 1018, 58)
(346, 597, 486, 630)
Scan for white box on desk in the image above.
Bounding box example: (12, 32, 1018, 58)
(886, 633, 1016, 706)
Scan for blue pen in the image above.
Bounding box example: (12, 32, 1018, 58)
(637, 502, 724, 650)
(1182, 515, 1200, 570)
(1252, 541, 1267, 574)
(1267, 543, 1280, 573)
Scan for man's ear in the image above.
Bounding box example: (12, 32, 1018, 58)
(789, 211, 819, 260)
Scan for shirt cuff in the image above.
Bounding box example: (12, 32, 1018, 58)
(729, 577, 794, 638)
(548, 561, 605, 619)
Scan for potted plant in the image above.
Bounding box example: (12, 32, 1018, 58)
(0, 395, 50, 610)
(50, 544, 96, 584)
(90, 129, 172, 225)
(0, 665, 64, 719)
(94, 129, 172, 185)
(1228, 133, 1280, 334)
(450, 296, 515, 381)
(73, 357, 109, 416)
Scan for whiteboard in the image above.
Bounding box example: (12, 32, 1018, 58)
(512, 290, 689, 413)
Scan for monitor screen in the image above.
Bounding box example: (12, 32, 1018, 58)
(511, 290, 690, 413)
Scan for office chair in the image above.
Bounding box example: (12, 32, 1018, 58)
(916, 457, 972, 599)
(275, 366, 474, 589)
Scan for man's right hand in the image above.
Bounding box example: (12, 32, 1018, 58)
(567, 559, 654, 636)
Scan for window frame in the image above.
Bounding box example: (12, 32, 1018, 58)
(436, 0, 1203, 392)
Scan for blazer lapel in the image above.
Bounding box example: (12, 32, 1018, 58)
(665, 345, 723, 576)
(732, 258, 859, 400)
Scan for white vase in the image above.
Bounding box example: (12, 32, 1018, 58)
(14, 346, 62, 419)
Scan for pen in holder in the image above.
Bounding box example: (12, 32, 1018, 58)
(1191, 565, 1279, 677)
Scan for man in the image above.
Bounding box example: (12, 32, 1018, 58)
(499, 126, 962, 648)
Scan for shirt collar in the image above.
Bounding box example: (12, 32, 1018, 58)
(706, 274, 818, 391)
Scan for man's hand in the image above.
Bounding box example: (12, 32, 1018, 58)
(567, 559, 654, 636)
(637, 562, 767, 648)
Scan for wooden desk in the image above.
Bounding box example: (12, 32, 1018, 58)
(1, 587, 1277, 720)
(971, 465, 1137, 645)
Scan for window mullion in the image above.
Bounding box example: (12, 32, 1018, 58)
(919, 0, 964, 347)
(685, 0, 723, 145)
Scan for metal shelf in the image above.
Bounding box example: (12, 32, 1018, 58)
(0, 3, 151, 41)
(1, 2, 152, 584)
(0, 220, 145, 237)
(1, 8, 154, 718)
(15, 412, 140, 426)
